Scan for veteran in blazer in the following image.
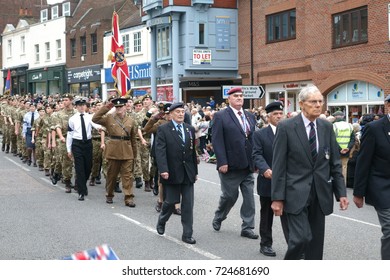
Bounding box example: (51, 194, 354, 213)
(155, 102, 198, 244)
(92, 97, 137, 207)
(271, 85, 348, 260)
(211, 87, 259, 239)
(253, 101, 289, 257)
(353, 94, 390, 259)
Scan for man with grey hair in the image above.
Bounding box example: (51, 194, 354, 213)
(271, 85, 349, 260)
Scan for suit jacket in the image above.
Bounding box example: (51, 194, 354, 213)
(271, 114, 346, 215)
(155, 121, 198, 185)
(212, 106, 256, 171)
(252, 125, 274, 197)
(92, 106, 137, 160)
(354, 116, 390, 209)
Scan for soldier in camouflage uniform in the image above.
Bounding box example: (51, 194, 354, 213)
(8, 97, 19, 155)
(41, 103, 55, 176)
(132, 98, 145, 189)
(89, 100, 105, 186)
(51, 94, 76, 192)
(138, 94, 156, 192)
(32, 106, 46, 170)
(1, 98, 12, 153)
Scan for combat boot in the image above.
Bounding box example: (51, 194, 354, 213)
(44, 169, 50, 176)
(144, 180, 151, 192)
(114, 182, 122, 193)
(51, 172, 60, 185)
(89, 177, 95, 186)
(1, 143, 5, 152)
(5, 144, 10, 153)
(135, 177, 143, 188)
(64, 179, 72, 193)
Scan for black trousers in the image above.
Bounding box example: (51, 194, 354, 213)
(72, 139, 92, 195)
(158, 175, 194, 238)
(259, 196, 289, 247)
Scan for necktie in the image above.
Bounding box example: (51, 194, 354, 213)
(238, 111, 249, 135)
(309, 122, 317, 162)
(80, 113, 87, 141)
(177, 124, 184, 145)
(30, 112, 35, 128)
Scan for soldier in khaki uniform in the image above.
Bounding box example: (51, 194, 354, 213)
(92, 97, 138, 207)
(41, 103, 55, 176)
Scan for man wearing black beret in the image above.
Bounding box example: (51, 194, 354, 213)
(253, 101, 289, 257)
(155, 102, 198, 244)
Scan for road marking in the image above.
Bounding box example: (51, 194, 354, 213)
(5, 156, 30, 172)
(114, 213, 221, 260)
(331, 213, 380, 228)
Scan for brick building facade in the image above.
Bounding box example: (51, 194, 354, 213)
(238, 0, 390, 119)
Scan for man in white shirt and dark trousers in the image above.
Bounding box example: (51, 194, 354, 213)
(66, 97, 95, 201)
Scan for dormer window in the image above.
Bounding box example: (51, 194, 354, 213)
(63, 2, 71, 17)
(40, 9, 48, 22)
(52, 6, 59, 19)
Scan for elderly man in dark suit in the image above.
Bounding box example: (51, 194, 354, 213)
(211, 87, 258, 239)
(353, 94, 390, 259)
(155, 102, 198, 244)
(271, 85, 349, 260)
(253, 101, 288, 257)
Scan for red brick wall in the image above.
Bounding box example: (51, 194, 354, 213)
(238, 0, 390, 110)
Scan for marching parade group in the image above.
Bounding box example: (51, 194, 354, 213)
(1, 85, 390, 258)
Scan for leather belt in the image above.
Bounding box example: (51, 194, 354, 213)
(110, 135, 130, 140)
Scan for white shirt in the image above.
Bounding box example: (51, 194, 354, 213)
(66, 112, 99, 152)
(301, 114, 319, 153)
(231, 107, 248, 132)
(269, 123, 277, 135)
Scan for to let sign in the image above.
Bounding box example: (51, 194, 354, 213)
(193, 49, 212, 65)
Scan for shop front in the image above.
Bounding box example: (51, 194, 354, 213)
(67, 65, 102, 97)
(27, 65, 66, 96)
(327, 81, 385, 123)
(265, 81, 314, 115)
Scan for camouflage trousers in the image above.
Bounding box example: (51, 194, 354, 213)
(140, 141, 152, 181)
(54, 140, 73, 180)
(35, 137, 44, 167)
(90, 139, 103, 179)
(133, 140, 142, 178)
(43, 143, 54, 170)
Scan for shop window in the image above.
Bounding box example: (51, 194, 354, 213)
(266, 9, 296, 43)
(332, 6, 367, 48)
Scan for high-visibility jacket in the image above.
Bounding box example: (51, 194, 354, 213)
(333, 121, 353, 149)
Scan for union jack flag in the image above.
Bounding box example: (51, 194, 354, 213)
(63, 244, 119, 260)
(110, 11, 131, 97)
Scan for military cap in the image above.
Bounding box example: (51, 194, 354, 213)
(332, 111, 344, 117)
(133, 98, 142, 105)
(62, 93, 73, 100)
(163, 102, 172, 113)
(142, 94, 152, 101)
(73, 97, 88, 106)
(265, 101, 284, 113)
(168, 102, 185, 112)
(227, 87, 243, 95)
(385, 95, 390, 102)
(111, 97, 127, 107)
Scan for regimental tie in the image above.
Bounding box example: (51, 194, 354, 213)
(80, 113, 87, 141)
(238, 111, 250, 136)
(176, 124, 185, 146)
(30, 112, 35, 128)
(309, 122, 318, 162)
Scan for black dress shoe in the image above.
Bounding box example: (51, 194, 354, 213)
(182, 236, 196, 244)
(212, 218, 221, 231)
(260, 246, 276, 257)
(173, 208, 181, 215)
(156, 221, 165, 235)
(241, 230, 259, 239)
(78, 194, 84, 201)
